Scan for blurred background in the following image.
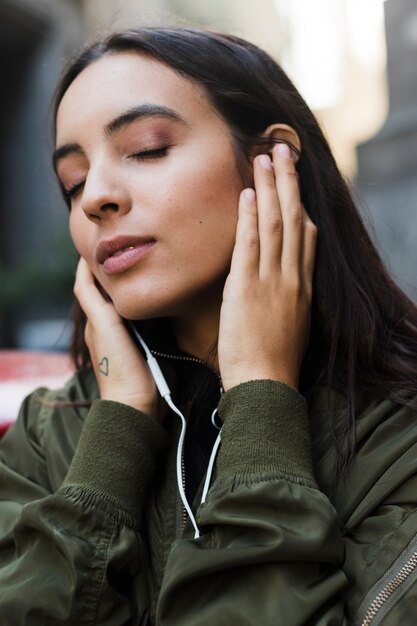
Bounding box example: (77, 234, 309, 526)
(1, 0, 416, 351)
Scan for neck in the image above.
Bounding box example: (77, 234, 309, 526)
(172, 303, 220, 370)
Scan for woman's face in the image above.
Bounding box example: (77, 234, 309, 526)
(55, 52, 244, 320)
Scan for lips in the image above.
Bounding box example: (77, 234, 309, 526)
(96, 235, 156, 274)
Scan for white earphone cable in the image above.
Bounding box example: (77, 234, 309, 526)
(129, 323, 222, 540)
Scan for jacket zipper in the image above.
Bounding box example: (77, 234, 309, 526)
(181, 453, 187, 532)
(358, 534, 417, 625)
(150, 349, 221, 382)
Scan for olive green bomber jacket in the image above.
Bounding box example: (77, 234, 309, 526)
(1, 367, 417, 624)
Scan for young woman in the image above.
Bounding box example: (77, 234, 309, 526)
(1, 26, 417, 625)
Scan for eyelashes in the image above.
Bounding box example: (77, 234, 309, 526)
(64, 180, 84, 200)
(62, 145, 170, 200)
(130, 146, 169, 161)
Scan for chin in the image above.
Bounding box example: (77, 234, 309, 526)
(113, 301, 158, 322)
(110, 292, 176, 322)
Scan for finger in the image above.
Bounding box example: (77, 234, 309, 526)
(84, 320, 91, 349)
(302, 207, 317, 293)
(228, 187, 259, 279)
(83, 320, 96, 359)
(272, 143, 303, 276)
(74, 258, 113, 319)
(254, 154, 283, 277)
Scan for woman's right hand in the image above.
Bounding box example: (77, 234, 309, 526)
(74, 257, 158, 418)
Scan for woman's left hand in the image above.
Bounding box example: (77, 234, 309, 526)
(218, 143, 317, 392)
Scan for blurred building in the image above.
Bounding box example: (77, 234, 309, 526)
(357, 0, 417, 300)
(0, 0, 86, 348)
(1, 0, 415, 349)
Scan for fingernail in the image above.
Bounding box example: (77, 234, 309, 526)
(258, 154, 272, 170)
(243, 188, 256, 202)
(277, 143, 292, 159)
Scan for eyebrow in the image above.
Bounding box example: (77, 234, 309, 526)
(53, 103, 187, 169)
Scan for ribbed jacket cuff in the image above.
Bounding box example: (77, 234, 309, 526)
(216, 380, 314, 482)
(63, 399, 169, 519)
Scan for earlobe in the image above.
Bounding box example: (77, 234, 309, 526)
(261, 123, 301, 161)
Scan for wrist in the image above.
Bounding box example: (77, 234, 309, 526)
(100, 389, 157, 418)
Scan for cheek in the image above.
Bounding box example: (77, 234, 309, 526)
(192, 170, 240, 245)
(69, 211, 89, 257)
(177, 154, 242, 221)
(68, 211, 78, 243)
(169, 162, 240, 268)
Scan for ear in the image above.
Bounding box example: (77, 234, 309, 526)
(261, 123, 301, 162)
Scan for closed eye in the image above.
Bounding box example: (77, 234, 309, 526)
(62, 146, 169, 201)
(64, 180, 85, 200)
(130, 146, 169, 160)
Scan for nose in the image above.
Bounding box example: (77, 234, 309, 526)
(81, 161, 131, 222)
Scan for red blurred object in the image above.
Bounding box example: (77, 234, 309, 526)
(0, 351, 74, 438)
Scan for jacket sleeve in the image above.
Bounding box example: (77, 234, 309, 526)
(0, 386, 169, 625)
(157, 379, 350, 625)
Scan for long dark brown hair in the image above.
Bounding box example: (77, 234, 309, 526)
(52, 26, 417, 478)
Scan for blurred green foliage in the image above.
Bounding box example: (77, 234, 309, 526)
(0, 230, 77, 312)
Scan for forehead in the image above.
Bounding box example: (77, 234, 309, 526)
(56, 52, 213, 142)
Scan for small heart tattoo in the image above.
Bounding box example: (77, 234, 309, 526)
(98, 357, 109, 376)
